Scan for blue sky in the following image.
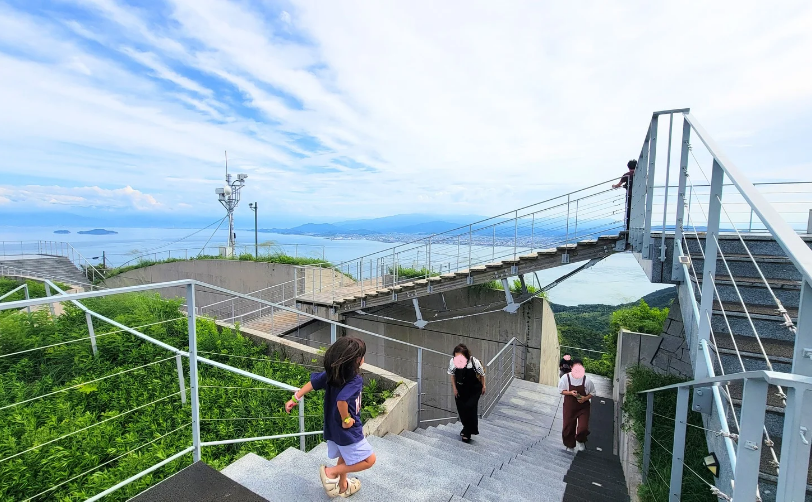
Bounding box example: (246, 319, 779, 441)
(1, 1, 811, 227)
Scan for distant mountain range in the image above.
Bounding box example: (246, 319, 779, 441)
(260, 213, 489, 237)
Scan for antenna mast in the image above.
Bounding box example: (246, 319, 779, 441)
(214, 151, 247, 257)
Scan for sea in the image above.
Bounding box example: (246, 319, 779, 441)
(0, 226, 672, 306)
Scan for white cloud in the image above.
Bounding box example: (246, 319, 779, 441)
(0, 185, 163, 211)
(0, 0, 811, 222)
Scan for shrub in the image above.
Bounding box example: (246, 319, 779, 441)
(622, 366, 714, 502)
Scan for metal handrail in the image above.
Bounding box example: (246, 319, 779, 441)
(683, 113, 812, 286)
(486, 336, 518, 366)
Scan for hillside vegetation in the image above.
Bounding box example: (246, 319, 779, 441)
(0, 293, 387, 501)
(554, 288, 675, 376)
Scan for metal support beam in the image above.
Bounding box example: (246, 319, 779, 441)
(518, 274, 528, 295)
(330, 323, 337, 344)
(175, 354, 187, 405)
(669, 386, 689, 502)
(632, 132, 651, 251)
(672, 118, 692, 281)
(643, 392, 653, 483)
(732, 378, 769, 500)
(643, 117, 659, 259)
(694, 160, 724, 377)
(777, 385, 812, 501)
(412, 298, 427, 329)
(501, 278, 519, 313)
(186, 284, 201, 462)
(85, 312, 98, 357)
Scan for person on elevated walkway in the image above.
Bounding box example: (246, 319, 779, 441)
(286, 337, 376, 498)
(448, 343, 486, 442)
(612, 159, 637, 233)
(558, 361, 595, 453)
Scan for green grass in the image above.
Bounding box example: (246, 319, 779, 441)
(0, 293, 389, 501)
(389, 265, 437, 280)
(99, 253, 337, 284)
(622, 366, 715, 502)
(473, 279, 545, 297)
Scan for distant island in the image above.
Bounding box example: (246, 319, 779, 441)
(77, 229, 118, 235)
(53, 230, 71, 234)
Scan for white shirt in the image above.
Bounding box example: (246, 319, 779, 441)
(447, 356, 485, 376)
(557, 374, 596, 396)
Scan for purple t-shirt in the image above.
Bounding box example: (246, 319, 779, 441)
(310, 371, 364, 446)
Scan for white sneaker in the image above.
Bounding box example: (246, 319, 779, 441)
(576, 442, 586, 452)
(565, 447, 575, 453)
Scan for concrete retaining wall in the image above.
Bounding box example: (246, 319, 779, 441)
(103, 260, 299, 309)
(224, 323, 418, 437)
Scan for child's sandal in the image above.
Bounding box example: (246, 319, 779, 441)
(338, 478, 361, 498)
(319, 465, 339, 497)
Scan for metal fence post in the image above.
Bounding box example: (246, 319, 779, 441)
(632, 130, 651, 251)
(299, 394, 307, 451)
(776, 382, 812, 501)
(24, 284, 30, 313)
(86, 312, 98, 357)
(186, 283, 201, 462)
(565, 194, 571, 245)
(417, 348, 423, 426)
(672, 118, 691, 280)
(732, 378, 769, 500)
(44, 282, 55, 316)
(330, 323, 337, 344)
(642, 392, 653, 483)
(175, 354, 187, 405)
(659, 113, 674, 262)
(669, 386, 689, 502)
(643, 117, 659, 259)
(513, 210, 518, 260)
(695, 159, 724, 377)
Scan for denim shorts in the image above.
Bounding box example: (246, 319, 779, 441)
(326, 438, 374, 466)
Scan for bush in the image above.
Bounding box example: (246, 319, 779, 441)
(610, 300, 669, 335)
(0, 294, 387, 501)
(622, 366, 715, 502)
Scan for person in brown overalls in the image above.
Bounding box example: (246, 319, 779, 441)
(558, 361, 596, 452)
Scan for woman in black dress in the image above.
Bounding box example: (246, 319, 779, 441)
(448, 343, 486, 442)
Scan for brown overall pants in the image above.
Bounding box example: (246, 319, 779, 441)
(562, 374, 590, 448)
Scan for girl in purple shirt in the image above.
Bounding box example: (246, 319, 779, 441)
(286, 337, 376, 498)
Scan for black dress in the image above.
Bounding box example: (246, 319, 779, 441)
(454, 358, 482, 439)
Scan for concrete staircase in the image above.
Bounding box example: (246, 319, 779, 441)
(243, 309, 314, 336)
(221, 379, 629, 501)
(684, 233, 812, 500)
(303, 234, 625, 314)
(0, 255, 90, 287)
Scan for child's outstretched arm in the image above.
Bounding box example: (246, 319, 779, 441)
(285, 382, 314, 413)
(337, 400, 355, 428)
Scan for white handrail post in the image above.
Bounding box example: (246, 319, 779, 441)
(659, 113, 674, 262)
(186, 283, 201, 462)
(694, 159, 724, 376)
(732, 378, 769, 500)
(642, 116, 659, 259)
(668, 386, 689, 501)
(44, 282, 55, 316)
(176, 354, 187, 405)
(299, 394, 307, 451)
(86, 312, 98, 357)
(513, 210, 518, 260)
(632, 130, 650, 251)
(807, 209, 812, 235)
(511, 339, 516, 380)
(776, 375, 812, 501)
(417, 347, 423, 426)
(671, 118, 692, 281)
(642, 392, 653, 482)
(330, 323, 337, 344)
(24, 284, 30, 313)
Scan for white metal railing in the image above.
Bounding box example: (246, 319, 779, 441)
(0, 240, 107, 282)
(285, 179, 626, 308)
(1, 277, 525, 499)
(630, 108, 812, 500)
(107, 242, 328, 269)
